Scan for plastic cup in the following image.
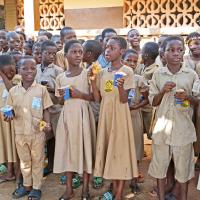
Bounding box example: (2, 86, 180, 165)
(64, 86, 71, 100)
(114, 72, 126, 87)
(1, 105, 13, 117)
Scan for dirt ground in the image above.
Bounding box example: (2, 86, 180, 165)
(0, 141, 200, 200)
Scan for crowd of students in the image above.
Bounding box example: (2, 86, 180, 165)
(0, 25, 200, 200)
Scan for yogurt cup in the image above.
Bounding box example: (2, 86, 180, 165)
(0, 105, 14, 117)
(114, 72, 127, 87)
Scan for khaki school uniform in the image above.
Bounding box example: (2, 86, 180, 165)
(7, 82, 53, 189)
(35, 63, 63, 139)
(130, 74, 145, 161)
(134, 54, 144, 75)
(94, 66, 138, 180)
(55, 49, 68, 69)
(0, 77, 17, 164)
(148, 66, 198, 183)
(141, 63, 158, 136)
(155, 55, 164, 68)
(53, 69, 96, 174)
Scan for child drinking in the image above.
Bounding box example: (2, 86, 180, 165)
(6, 56, 53, 200)
(53, 40, 96, 200)
(90, 36, 138, 200)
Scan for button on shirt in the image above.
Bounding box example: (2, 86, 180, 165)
(148, 66, 198, 146)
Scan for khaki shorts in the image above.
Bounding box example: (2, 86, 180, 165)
(148, 143, 195, 183)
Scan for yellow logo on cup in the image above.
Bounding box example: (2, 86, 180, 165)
(104, 80, 114, 92)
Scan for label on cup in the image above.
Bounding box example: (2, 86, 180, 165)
(114, 72, 126, 87)
(64, 86, 71, 100)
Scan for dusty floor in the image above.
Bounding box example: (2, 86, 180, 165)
(0, 142, 200, 200)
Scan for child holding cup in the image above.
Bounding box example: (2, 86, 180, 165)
(5, 56, 53, 199)
(53, 40, 96, 200)
(89, 36, 138, 200)
(0, 54, 17, 183)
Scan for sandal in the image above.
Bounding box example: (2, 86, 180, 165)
(12, 185, 30, 199)
(60, 175, 81, 188)
(93, 177, 103, 189)
(102, 191, 114, 200)
(28, 189, 42, 200)
(0, 164, 7, 174)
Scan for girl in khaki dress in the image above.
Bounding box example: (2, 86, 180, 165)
(122, 49, 149, 193)
(90, 37, 138, 200)
(53, 40, 96, 200)
(0, 55, 17, 182)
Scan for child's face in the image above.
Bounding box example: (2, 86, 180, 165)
(53, 38, 62, 52)
(33, 47, 42, 64)
(8, 35, 21, 51)
(164, 40, 184, 67)
(82, 42, 91, 63)
(105, 39, 123, 62)
(123, 53, 138, 70)
(188, 39, 200, 56)
(66, 43, 83, 67)
(19, 59, 37, 82)
(42, 46, 57, 65)
(1, 65, 16, 80)
(62, 31, 76, 44)
(37, 35, 48, 42)
(24, 44, 32, 56)
(103, 32, 117, 49)
(0, 31, 8, 50)
(127, 30, 141, 48)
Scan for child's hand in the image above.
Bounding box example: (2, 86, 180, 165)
(161, 81, 176, 93)
(117, 78, 125, 88)
(130, 104, 139, 110)
(44, 123, 52, 134)
(175, 89, 187, 101)
(46, 84, 54, 93)
(70, 87, 82, 99)
(4, 115, 13, 122)
(88, 68, 96, 82)
(58, 89, 65, 97)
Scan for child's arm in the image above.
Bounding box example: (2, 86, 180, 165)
(130, 90, 149, 110)
(151, 81, 176, 106)
(43, 108, 51, 133)
(0, 70, 14, 91)
(88, 69, 101, 102)
(70, 87, 94, 101)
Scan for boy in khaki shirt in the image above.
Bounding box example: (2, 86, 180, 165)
(148, 36, 199, 200)
(5, 56, 53, 200)
(35, 40, 63, 173)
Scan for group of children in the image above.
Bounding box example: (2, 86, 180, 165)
(0, 25, 200, 200)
